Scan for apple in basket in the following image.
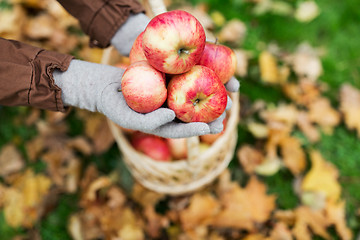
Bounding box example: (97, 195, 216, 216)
(166, 138, 187, 160)
(167, 65, 228, 123)
(198, 41, 237, 84)
(142, 10, 206, 74)
(129, 31, 147, 64)
(121, 61, 167, 113)
(131, 132, 171, 162)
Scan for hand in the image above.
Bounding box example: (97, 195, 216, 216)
(110, 13, 150, 56)
(53, 60, 213, 138)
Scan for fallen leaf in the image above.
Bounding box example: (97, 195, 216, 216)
(254, 155, 282, 176)
(212, 176, 276, 231)
(247, 121, 269, 139)
(0, 144, 25, 177)
(267, 221, 293, 240)
(291, 43, 323, 81)
(339, 83, 360, 137)
(297, 111, 320, 143)
(282, 79, 322, 106)
(279, 136, 306, 175)
(234, 49, 249, 77)
(293, 206, 330, 240)
(259, 51, 281, 84)
(307, 97, 341, 134)
(179, 193, 220, 231)
(237, 144, 265, 174)
(301, 150, 341, 203)
(294, 1, 320, 23)
(4, 169, 52, 228)
(325, 200, 353, 240)
(218, 19, 247, 44)
(24, 14, 56, 39)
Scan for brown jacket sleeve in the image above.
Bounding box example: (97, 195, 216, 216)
(0, 38, 74, 112)
(56, 0, 145, 48)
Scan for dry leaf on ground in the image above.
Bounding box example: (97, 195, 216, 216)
(301, 150, 341, 203)
(292, 206, 330, 240)
(339, 83, 360, 137)
(211, 176, 276, 231)
(0, 144, 25, 177)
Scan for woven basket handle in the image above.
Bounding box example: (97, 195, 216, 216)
(145, 0, 202, 173)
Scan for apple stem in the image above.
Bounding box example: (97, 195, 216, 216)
(117, 88, 122, 92)
(193, 99, 200, 106)
(215, 38, 218, 45)
(178, 48, 190, 56)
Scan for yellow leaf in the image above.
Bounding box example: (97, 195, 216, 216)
(259, 51, 281, 84)
(301, 150, 341, 203)
(3, 188, 24, 227)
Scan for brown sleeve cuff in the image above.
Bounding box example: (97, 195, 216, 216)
(0, 38, 74, 112)
(57, 0, 145, 48)
(29, 49, 74, 112)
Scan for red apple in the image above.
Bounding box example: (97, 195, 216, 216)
(121, 61, 167, 113)
(200, 117, 227, 144)
(198, 42, 237, 84)
(129, 32, 147, 64)
(167, 65, 228, 123)
(131, 132, 171, 162)
(166, 138, 187, 160)
(142, 10, 206, 74)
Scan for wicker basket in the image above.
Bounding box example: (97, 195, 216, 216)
(102, 0, 240, 196)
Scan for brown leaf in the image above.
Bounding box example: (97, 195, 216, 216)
(25, 136, 44, 162)
(131, 183, 165, 207)
(84, 113, 114, 154)
(0, 144, 25, 177)
(24, 14, 56, 39)
(290, 43, 323, 81)
(296, 111, 320, 143)
(339, 83, 360, 137)
(279, 136, 306, 175)
(325, 200, 353, 240)
(237, 144, 265, 174)
(67, 137, 93, 156)
(234, 49, 249, 77)
(282, 79, 322, 106)
(144, 205, 169, 238)
(179, 193, 220, 231)
(307, 97, 341, 134)
(218, 19, 247, 44)
(212, 176, 276, 231)
(267, 222, 293, 240)
(293, 206, 330, 240)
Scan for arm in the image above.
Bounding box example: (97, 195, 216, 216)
(56, 0, 145, 48)
(0, 37, 74, 111)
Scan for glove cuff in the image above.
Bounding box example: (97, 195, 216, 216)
(110, 13, 150, 56)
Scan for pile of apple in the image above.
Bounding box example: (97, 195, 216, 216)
(117, 10, 237, 162)
(121, 10, 237, 123)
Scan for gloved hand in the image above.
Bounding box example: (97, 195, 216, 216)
(53, 60, 215, 138)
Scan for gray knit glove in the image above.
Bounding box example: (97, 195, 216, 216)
(53, 60, 217, 138)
